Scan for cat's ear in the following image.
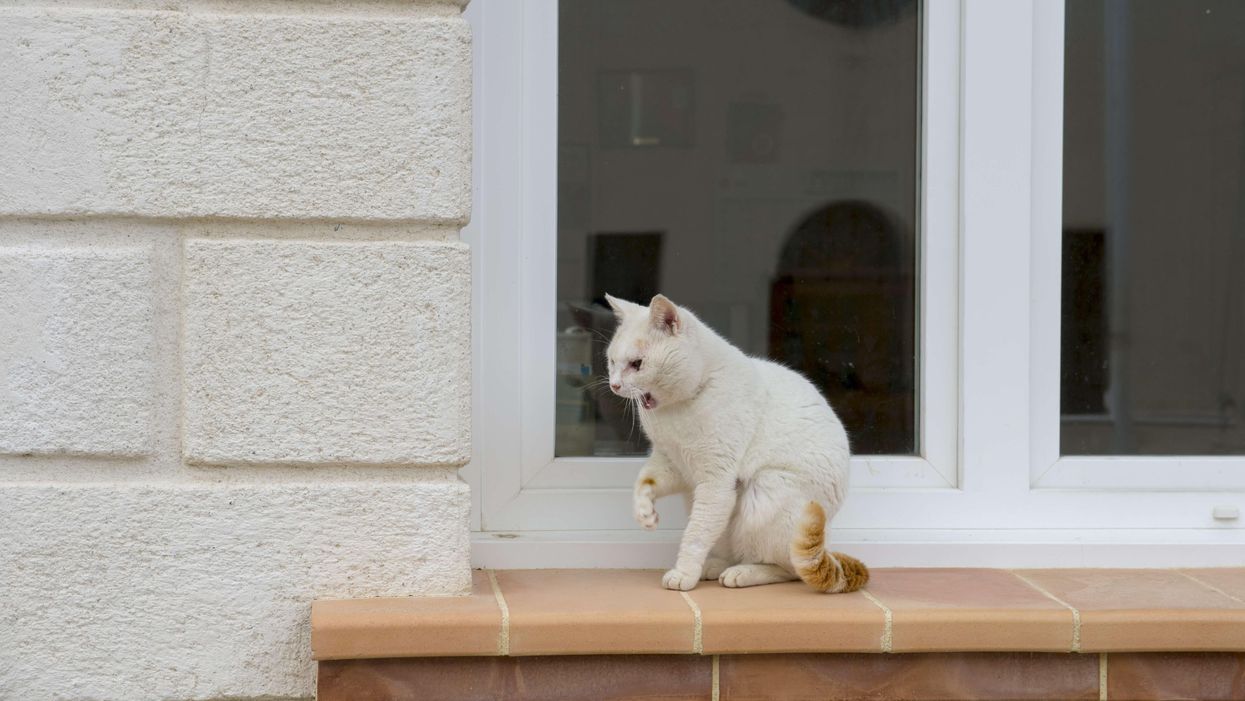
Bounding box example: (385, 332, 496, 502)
(604, 293, 627, 320)
(649, 294, 681, 335)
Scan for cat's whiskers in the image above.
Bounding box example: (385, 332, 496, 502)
(587, 328, 613, 344)
(626, 394, 644, 442)
(582, 377, 613, 397)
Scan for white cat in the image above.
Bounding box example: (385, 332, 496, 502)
(605, 293, 868, 593)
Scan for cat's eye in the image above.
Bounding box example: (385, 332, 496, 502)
(630, 359, 642, 370)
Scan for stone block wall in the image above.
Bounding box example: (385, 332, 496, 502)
(0, 2, 473, 699)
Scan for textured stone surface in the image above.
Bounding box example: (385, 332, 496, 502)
(183, 239, 471, 466)
(0, 481, 471, 700)
(0, 245, 153, 455)
(0, 6, 470, 221)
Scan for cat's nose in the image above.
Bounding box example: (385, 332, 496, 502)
(610, 382, 621, 392)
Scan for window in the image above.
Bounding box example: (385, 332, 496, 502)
(1061, 0, 1245, 457)
(465, 0, 1243, 568)
(554, 0, 920, 458)
(1033, 0, 1245, 490)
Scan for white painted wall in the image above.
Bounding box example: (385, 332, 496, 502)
(0, 1, 474, 699)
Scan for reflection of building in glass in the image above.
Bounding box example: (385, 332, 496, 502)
(770, 200, 916, 454)
(554, 0, 920, 459)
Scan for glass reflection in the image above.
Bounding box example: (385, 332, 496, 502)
(556, 0, 921, 457)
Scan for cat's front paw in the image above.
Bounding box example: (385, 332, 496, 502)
(633, 496, 659, 530)
(662, 568, 699, 591)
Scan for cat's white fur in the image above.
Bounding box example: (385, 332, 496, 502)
(605, 293, 864, 592)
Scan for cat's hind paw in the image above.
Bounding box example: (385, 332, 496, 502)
(662, 568, 699, 591)
(701, 557, 730, 580)
(719, 564, 798, 588)
(633, 497, 659, 530)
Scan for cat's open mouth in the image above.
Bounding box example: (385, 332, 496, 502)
(641, 392, 658, 410)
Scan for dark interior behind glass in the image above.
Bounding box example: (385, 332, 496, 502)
(1063, 0, 1245, 455)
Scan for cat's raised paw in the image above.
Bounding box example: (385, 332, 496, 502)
(633, 498, 659, 530)
(662, 568, 699, 591)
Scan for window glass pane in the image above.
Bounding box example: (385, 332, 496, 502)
(1063, 1, 1245, 455)
(555, 0, 921, 457)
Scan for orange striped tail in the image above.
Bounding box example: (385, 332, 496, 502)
(790, 501, 869, 593)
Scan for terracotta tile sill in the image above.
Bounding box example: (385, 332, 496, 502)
(311, 567, 1245, 660)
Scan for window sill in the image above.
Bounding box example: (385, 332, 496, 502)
(311, 568, 1245, 660)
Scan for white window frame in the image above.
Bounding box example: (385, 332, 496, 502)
(463, 0, 1244, 569)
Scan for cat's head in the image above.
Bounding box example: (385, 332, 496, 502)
(603, 293, 706, 411)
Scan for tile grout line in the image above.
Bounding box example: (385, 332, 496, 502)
(711, 654, 720, 701)
(1175, 569, 1245, 605)
(1011, 571, 1081, 652)
(679, 592, 704, 654)
(860, 590, 893, 652)
(485, 569, 510, 656)
(1099, 652, 1108, 700)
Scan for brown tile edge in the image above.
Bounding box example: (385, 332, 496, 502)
(314, 651, 1245, 700)
(310, 615, 506, 659)
(313, 569, 1245, 660)
(318, 655, 717, 701)
(1010, 570, 1082, 652)
(318, 652, 1125, 700)
(311, 571, 504, 661)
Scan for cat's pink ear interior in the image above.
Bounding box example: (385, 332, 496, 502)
(649, 294, 681, 335)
